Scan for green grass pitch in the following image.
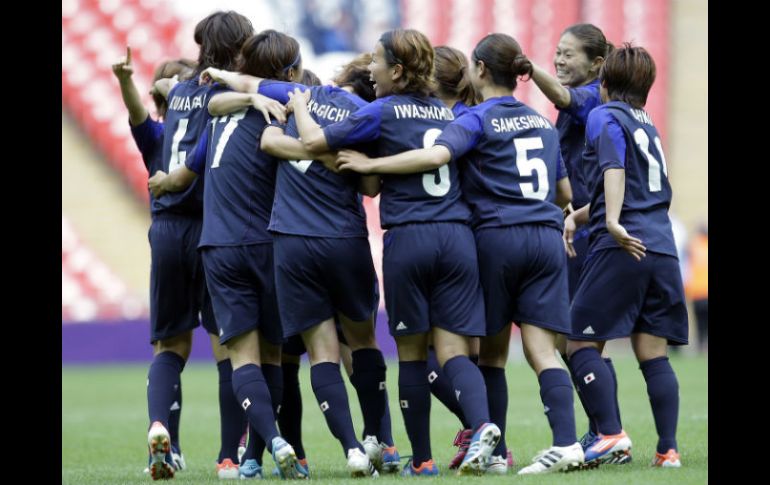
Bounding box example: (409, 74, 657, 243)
(63, 354, 707, 484)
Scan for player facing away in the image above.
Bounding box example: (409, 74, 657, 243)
(530, 23, 629, 462)
(120, 10, 255, 481)
(289, 29, 501, 477)
(335, 32, 583, 475)
(564, 44, 688, 468)
(112, 50, 196, 474)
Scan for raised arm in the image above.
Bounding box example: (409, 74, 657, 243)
(200, 67, 262, 93)
(111, 46, 148, 126)
(531, 62, 571, 108)
(287, 88, 329, 153)
(209, 93, 287, 124)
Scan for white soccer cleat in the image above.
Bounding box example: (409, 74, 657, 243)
(457, 423, 501, 475)
(147, 421, 175, 480)
(347, 447, 379, 477)
(484, 454, 509, 475)
(517, 442, 585, 475)
(362, 435, 382, 471)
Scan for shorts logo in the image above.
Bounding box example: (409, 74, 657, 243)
(584, 373, 596, 385)
(379, 381, 387, 390)
(241, 398, 251, 410)
(427, 371, 438, 383)
(396, 321, 408, 331)
(455, 389, 461, 401)
(219, 328, 224, 337)
(400, 400, 409, 409)
(320, 401, 329, 412)
(582, 326, 595, 335)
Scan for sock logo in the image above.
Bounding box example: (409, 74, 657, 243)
(241, 397, 251, 410)
(400, 400, 409, 409)
(584, 373, 596, 384)
(455, 389, 461, 401)
(379, 381, 386, 390)
(320, 401, 329, 412)
(276, 404, 281, 415)
(543, 405, 550, 414)
(169, 401, 180, 411)
(582, 326, 595, 335)
(396, 321, 408, 331)
(427, 371, 438, 383)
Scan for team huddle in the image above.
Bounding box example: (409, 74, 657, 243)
(111, 9, 688, 481)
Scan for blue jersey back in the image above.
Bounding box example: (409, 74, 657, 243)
(582, 101, 676, 257)
(555, 80, 600, 209)
(435, 96, 566, 230)
(259, 81, 369, 237)
(324, 93, 471, 229)
(129, 116, 164, 214)
(452, 101, 470, 117)
(198, 106, 277, 248)
(156, 80, 217, 216)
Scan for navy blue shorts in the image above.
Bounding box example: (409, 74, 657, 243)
(382, 222, 485, 337)
(273, 235, 378, 338)
(570, 249, 689, 345)
(475, 224, 570, 336)
(148, 215, 218, 343)
(201, 244, 283, 346)
(567, 227, 590, 301)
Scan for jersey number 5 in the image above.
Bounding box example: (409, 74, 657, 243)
(515, 137, 549, 200)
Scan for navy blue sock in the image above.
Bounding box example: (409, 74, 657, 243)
(479, 365, 508, 456)
(168, 380, 182, 450)
(217, 359, 245, 463)
(378, 389, 395, 447)
(444, 356, 490, 431)
(539, 368, 578, 446)
(278, 362, 305, 459)
(568, 348, 621, 435)
(604, 358, 623, 428)
(310, 362, 362, 455)
(399, 361, 432, 467)
(148, 351, 185, 428)
(565, 353, 597, 435)
(350, 348, 388, 438)
(640, 357, 679, 453)
(427, 349, 469, 428)
(246, 363, 283, 464)
(232, 364, 279, 453)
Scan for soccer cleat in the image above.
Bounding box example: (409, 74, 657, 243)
(272, 458, 309, 477)
(448, 428, 472, 469)
(517, 442, 584, 475)
(362, 435, 382, 471)
(347, 447, 379, 477)
(578, 430, 598, 451)
(239, 458, 263, 479)
(583, 430, 632, 465)
(400, 458, 439, 476)
(238, 431, 248, 464)
(170, 445, 186, 471)
(380, 444, 401, 474)
(652, 449, 681, 468)
(484, 454, 509, 475)
(457, 423, 501, 475)
(216, 458, 240, 480)
(271, 437, 309, 479)
(148, 421, 175, 480)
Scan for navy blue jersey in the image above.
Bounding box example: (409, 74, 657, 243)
(155, 80, 219, 216)
(452, 101, 470, 118)
(198, 103, 277, 248)
(258, 81, 370, 237)
(129, 116, 164, 211)
(435, 96, 566, 230)
(324, 93, 471, 228)
(555, 80, 600, 209)
(582, 101, 677, 257)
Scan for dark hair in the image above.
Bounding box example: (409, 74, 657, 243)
(599, 43, 656, 108)
(152, 59, 197, 118)
(239, 30, 301, 81)
(333, 53, 376, 102)
(300, 69, 322, 87)
(472, 33, 533, 91)
(562, 23, 614, 61)
(434, 46, 477, 106)
(379, 29, 435, 96)
(194, 11, 254, 73)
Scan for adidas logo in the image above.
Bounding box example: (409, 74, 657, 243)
(276, 404, 282, 415)
(428, 371, 438, 383)
(584, 372, 596, 384)
(400, 400, 409, 409)
(543, 405, 550, 414)
(582, 326, 595, 335)
(455, 389, 461, 401)
(241, 397, 251, 410)
(379, 381, 387, 390)
(219, 328, 224, 337)
(169, 401, 180, 411)
(320, 401, 329, 412)
(395, 321, 408, 331)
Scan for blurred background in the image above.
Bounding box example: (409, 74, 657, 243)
(61, 0, 707, 363)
